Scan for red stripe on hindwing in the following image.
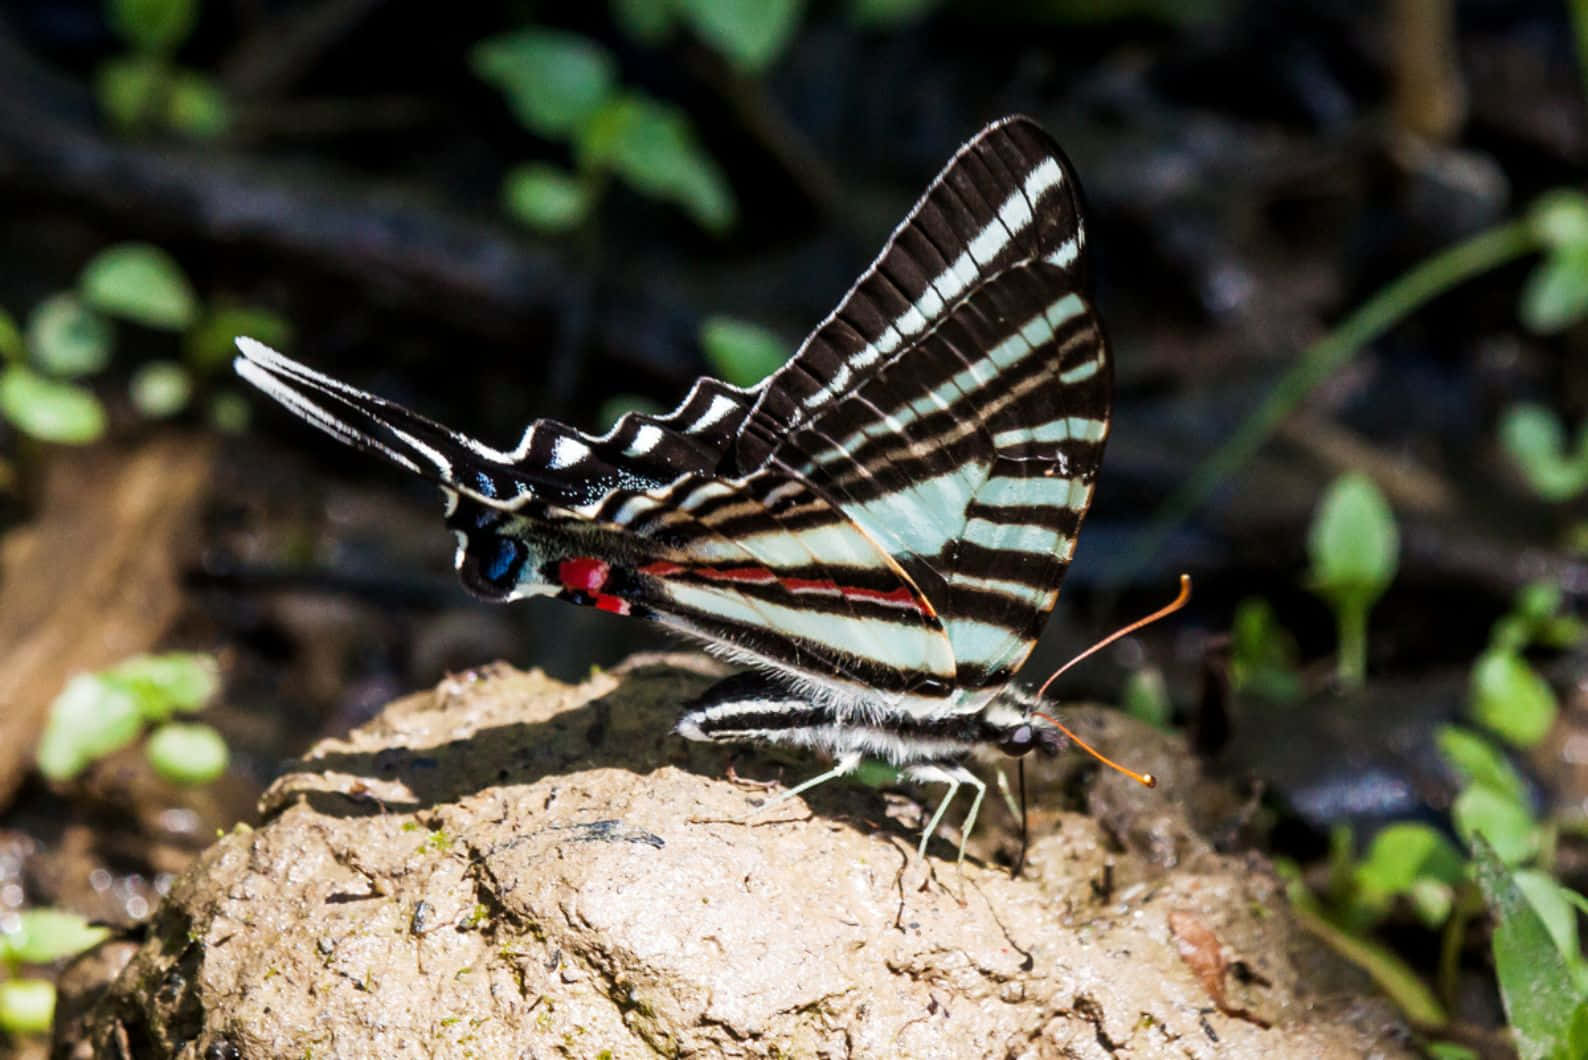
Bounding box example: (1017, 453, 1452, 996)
(637, 560, 926, 613)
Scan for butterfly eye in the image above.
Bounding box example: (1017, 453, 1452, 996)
(999, 724, 1035, 757)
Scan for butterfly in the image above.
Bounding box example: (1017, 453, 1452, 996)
(235, 115, 1114, 862)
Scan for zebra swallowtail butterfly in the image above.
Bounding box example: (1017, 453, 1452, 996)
(236, 115, 1117, 861)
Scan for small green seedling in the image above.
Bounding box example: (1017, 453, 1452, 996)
(1305, 472, 1399, 689)
(97, 0, 229, 139)
(36, 652, 229, 786)
(471, 28, 735, 235)
(1468, 580, 1572, 751)
(1501, 191, 1588, 499)
(1500, 404, 1588, 502)
(0, 241, 285, 444)
(0, 908, 112, 1035)
(1470, 649, 1558, 750)
(1518, 189, 1588, 335)
(145, 722, 230, 786)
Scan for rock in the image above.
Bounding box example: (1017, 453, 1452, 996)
(55, 656, 1414, 1058)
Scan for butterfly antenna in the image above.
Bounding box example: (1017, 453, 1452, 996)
(1031, 573, 1192, 790)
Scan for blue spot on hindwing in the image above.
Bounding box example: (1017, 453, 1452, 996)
(484, 537, 522, 585)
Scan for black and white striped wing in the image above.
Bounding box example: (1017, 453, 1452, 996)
(736, 116, 1109, 698)
(235, 115, 1106, 706)
(233, 341, 959, 701)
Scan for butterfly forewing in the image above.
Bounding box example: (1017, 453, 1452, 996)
(734, 116, 1090, 473)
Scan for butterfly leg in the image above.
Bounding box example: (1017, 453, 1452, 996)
(905, 762, 985, 862)
(744, 750, 863, 822)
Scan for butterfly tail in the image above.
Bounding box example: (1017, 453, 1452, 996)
(233, 337, 522, 492)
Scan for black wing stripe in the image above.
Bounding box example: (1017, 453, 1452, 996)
(735, 116, 1087, 471)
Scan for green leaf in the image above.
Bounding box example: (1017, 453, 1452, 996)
(1344, 821, 1462, 929)
(611, 0, 677, 43)
(108, 0, 198, 52)
(699, 315, 786, 385)
(1471, 836, 1586, 1060)
(184, 304, 293, 375)
(579, 95, 735, 233)
(80, 243, 198, 330)
(470, 29, 617, 138)
(676, 0, 803, 71)
(1355, 822, 1466, 894)
(1513, 870, 1584, 978)
(0, 365, 107, 445)
(1527, 189, 1588, 254)
(1520, 243, 1588, 334)
(849, 0, 944, 27)
(1, 909, 110, 965)
(1470, 649, 1558, 748)
(103, 652, 220, 719)
(1500, 403, 1588, 501)
(166, 70, 231, 139)
(145, 722, 229, 786)
(503, 164, 595, 233)
(1570, 1002, 1588, 1060)
(128, 360, 192, 418)
(35, 673, 144, 781)
(26, 293, 113, 377)
(1306, 471, 1399, 604)
(0, 980, 54, 1035)
(1453, 784, 1538, 866)
(96, 54, 166, 132)
(1435, 725, 1529, 804)
(0, 307, 22, 363)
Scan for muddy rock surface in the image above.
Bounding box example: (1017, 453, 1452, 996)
(55, 656, 1413, 1058)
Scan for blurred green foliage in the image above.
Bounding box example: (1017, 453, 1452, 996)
(1120, 665, 1171, 728)
(98, 0, 229, 139)
(1520, 190, 1588, 334)
(1228, 596, 1301, 702)
(0, 909, 112, 1035)
(145, 722, 230, 786)
(0, 369, 106, 445)
(0, 241, 288, 444)
(0, 978, 56, 1035)
(1472, 838, 1588, 1059)
(81, 243, 198, 331)
(36, 652, 229, 787)
(472, 24, 735, 234)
